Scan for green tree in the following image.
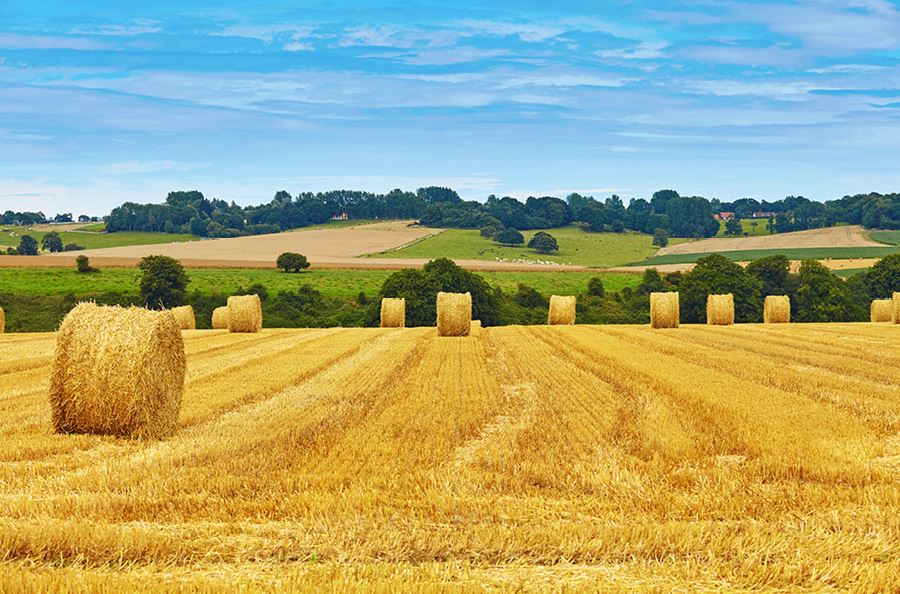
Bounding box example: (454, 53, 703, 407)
(479, 226, 497, 238)
(724, 218, 743, 236)
(276, 252, 310, 273)
(514, 283, 548, 308)
(678, 254, 762, 323)
(494, 228, 524, 245)
(17, 235, 38, 255)
(75, 255, 96, 273)
(41, 231, 63, 253)
(527, 232, 558, 254)
(138, 255, 190, 309)
(638, 268, 665, 295)
(794, 260, 865, 322)
(586, 277, 605, 297)
(745, 255, 795, 296)
(865, 254, 900, 298)
(652, 228, 668, 247)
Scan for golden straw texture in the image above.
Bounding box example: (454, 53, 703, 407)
(227, 295, 262, 333)
(0, 306, 4, 334)
(380, 298, 406, 328)
(170, 305, 196, 330)
(211, 306, 229, 330)
(436, 292, 471, 337)
(764, 296, 790, 324)
(650, 292, 679, 329)
(893, 292, 900, 324)
(547, 295, 576, 325)
(49, 303, 186, 439)
(870, 299, 893, 323)
(706, 294, 735, 326)
(470, 319, 482, 335)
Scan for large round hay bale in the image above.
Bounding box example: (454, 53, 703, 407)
(706, 294, 735, 326)
(227, 294, 262, 333)
(763, 295, 790, 324)
(650, 292, 679, 329)
(49, 303, 185, 439)
(437, 292, 471, 337)
(211, 306, 229, 329)
(870, 299, 893, 323)
(894, 292, 900, 324)
(170, 305, 195, 330)
(380, 298, 406, 328)
(547, 295, 576, 325)
(0, 306, 4, 334)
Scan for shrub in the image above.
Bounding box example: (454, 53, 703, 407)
(528, 232, 559, 254)
(652, 228, 669, 247)
(479, 226, 497, 238)
(276, 252, 310, 273)
(494, 228, 524, 246)
(587, 277, 605, 297)
(64, 243, 85, 251)
(75, 255, 97, 274)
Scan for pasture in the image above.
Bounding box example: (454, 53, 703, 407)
(0, 225, 197, 250)
(0, 323, 897, 591)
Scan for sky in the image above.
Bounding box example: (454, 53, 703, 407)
(2, 0, 900, 216)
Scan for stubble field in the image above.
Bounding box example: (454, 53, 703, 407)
(0, 323, 898, 592)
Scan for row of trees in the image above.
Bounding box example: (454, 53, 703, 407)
(1, 211, 98, 226)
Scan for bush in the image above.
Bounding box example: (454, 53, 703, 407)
(652, 228, 669, 247)
(586, 277, 605, 297)
(17, 235, 38, 255)
(527, 232, 559, 254)
(138, 255, 189, 309)
(493, 228, 524, 246)
(479, 226, 497, 238)
(235, 283, 269, 301)
(276, 252, 310, 273)
(64, 243, 85, 251)
(678, 254, 762, 323)
(357, 291, 369, 305)
(75, 255, 97, 274)
(514, 283, 548, 308)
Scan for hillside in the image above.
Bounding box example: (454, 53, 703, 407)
(1, 324, 897, 591)
(657, 225, 880, 256)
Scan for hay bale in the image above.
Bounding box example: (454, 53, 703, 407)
(870, 299, 892, 323)
(763, 295, 790, 324)
(211, 306, 229, 330)
(894, 292, 900, 324)
(650, 292, 679, 329)
(380, 298, 406, 328)
(547, 295, 576, 325)
(49, 303, 185, 439)
(170, 305, 195, 330)
(0, 306, 4, 334)
(436, 292, 471, 337)
(706, 294, 735, 325)
(227, 294, 262, 333)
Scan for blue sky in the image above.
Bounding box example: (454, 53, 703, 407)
(2, 1, 900, 216)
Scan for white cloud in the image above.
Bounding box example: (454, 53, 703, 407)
(597, 41, 668, 60)
(95, 161, 208, 175)
(0, 33, 106, 50)
(70, 20, 161, 37)
(283, 41, 313, 52)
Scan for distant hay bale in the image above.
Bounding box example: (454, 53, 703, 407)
(764, 295, 790, 324)
(170, 305, 195, 330)
(706, 294, 735, 326)
(650, 292, 679, 329)
(0, 306, 4, 334)
(211, 306, 229, 330)
(870, 299, 893, 323)
(227, 294, 262, 333)
(894, 292, 900, 324)
(380, 298, 406, 328)
(470, 320, 482, 335)
(49, 303, 185, 439)
(436, 292, 471, 337)
(547, 295, 576, 325)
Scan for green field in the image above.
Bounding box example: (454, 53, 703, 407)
(869, 230, 900, 246)
(375, 226, 686, 267)
(636, 245, 900, 266)
(715, 218, 772, 237)
(0, 267, 641, 299)
(0, 226, 197, 250)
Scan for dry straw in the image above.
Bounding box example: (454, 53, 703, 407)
(764, 295, 790, 324)
(170, 305, 195, 330)
(49, 303, 186, 439)
(0, 306, 4, 334)
(894, 292, 900, 324)
(707, 294, 735, 326)
(227, 294, 262, 333)
(650, 292, 679, 329)
(211, 306, 229, 330)
(870, 299, 893, 323)
(547, 295, 576, 325)
(470, 319, 482, 335)
(380, 298, 406, 328)
(437, 292, 471, 336)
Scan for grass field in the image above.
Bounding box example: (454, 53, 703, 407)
(0, 226, 197, 250)
(715, 218, 772, 237)
(0, 323, 897, 591)
(637, 245, 900, 266)
(870, 230, 900, 245)
(375, 226, 687, 267)
(0, 267, 641, 298)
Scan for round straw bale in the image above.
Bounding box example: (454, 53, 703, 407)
(211, 306, 229, 330)
(706, 294, 735, 326)
(380, 298, 406, 328)
(437, 292, 471, 337)
(870, 299, 893, 323)
(547, 295, 576, 325)
(170, 305, 195, 330)
(894, 292, 900, 324)
(0, 306, 4, 334)
(49, 303, 185, 439)
(650, 292, 679, 329)
(227, 294, 262, 333)
(763, 295, 790, 324)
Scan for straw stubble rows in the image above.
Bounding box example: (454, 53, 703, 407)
(0, 323, 898, 592)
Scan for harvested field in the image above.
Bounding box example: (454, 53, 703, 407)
(656, 225, 881, 256)
(0, 324, 898, 591)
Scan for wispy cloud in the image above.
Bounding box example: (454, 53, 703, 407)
(95, 161, 209, 175)
(0, 33, 106, 50)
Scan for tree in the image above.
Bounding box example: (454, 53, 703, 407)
(276, 252, 310, 273)
(41, 231, 63, 253)
(678, 254, 762, 323)
(527, 232, 558, 254)
(494, 228, 525, 246)
(865, 254, 900, 298)
(745, 255, 795, 297)
(75, 255, 97, 273)
(138, 255, 190, 309)
(17, 235, 38, 255)
(724, 218, 743, 236)
(586, 277, 605, 297)
(479, 226, 497, 238)
(794, 260, 865, 322)
(638, 268, 665, 295)
(652, 228, 669, 247)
